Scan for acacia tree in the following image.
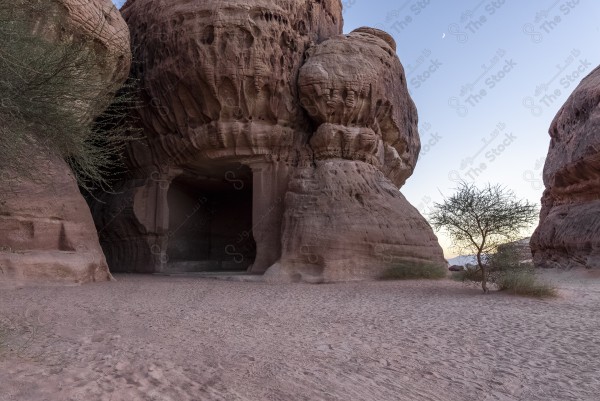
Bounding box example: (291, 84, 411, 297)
(429, 182, 538, 293)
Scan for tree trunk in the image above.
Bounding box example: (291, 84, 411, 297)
(481, 266, 489, 293)
(477, 251, 489, 294)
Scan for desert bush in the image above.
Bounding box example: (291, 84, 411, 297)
(379, 262, 448, 280)
(452, 245, 557, 298)
(496, 268, 557, 298)
(0, 1, 138, 191)
(488, 243, 557, 297)
(487, 243, 527, 270)
(452, 265, 483, 283)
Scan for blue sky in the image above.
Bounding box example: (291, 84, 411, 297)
(112, 1, 600, 256)
(340, 0, 600, 255)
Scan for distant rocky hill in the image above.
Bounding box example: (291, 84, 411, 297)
(446, 255, 477, 267)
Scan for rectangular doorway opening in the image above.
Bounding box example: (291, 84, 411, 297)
(165, 163, 255, 273)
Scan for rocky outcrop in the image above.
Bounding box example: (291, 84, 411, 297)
(119, 0, 342, 164)
(530, 65, 600, 269)
(0, 156, 111, 285)
(94, 0, 445, 281)
(298, 28, 419, 188)
(0, 0, 131, 286)
(266, 27, 441, 282)
(264, 161, 445, 282)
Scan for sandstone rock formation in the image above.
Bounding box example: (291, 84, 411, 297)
(94, 0, 445, 281)
(266, 28, 438, 282)
(298, 28, 419, 188)
(0, 0, 131, 285)
(0, 156, 111, 285)
(530, 65, 600, 269)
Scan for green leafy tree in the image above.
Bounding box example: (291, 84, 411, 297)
(429, 182, 538, 293)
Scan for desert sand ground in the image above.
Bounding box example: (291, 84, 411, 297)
(1, 271, 599, 401)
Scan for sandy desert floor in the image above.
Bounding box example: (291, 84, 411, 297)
(1, 271, 599, 401)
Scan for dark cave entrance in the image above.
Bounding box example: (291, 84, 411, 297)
(165, 163, 255, 272)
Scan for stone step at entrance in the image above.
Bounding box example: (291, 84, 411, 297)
(163, 260, 248, 273)
(153, 270, 263, 282)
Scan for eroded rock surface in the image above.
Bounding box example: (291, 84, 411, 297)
(298, 28, 419, 187)
(94, 0, 445, 281)
(0, 157, 111, 285)
(530, 65, 600, 269)
(266, 27, 443, 281)
(265, 161, 445, 283)
(120, 0, 342, 164)
(0, 0, 131, 285)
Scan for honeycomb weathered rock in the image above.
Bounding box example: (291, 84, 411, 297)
(530, 65, 600, 270)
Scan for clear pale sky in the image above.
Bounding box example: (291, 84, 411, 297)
(111, 0, 600, 257)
